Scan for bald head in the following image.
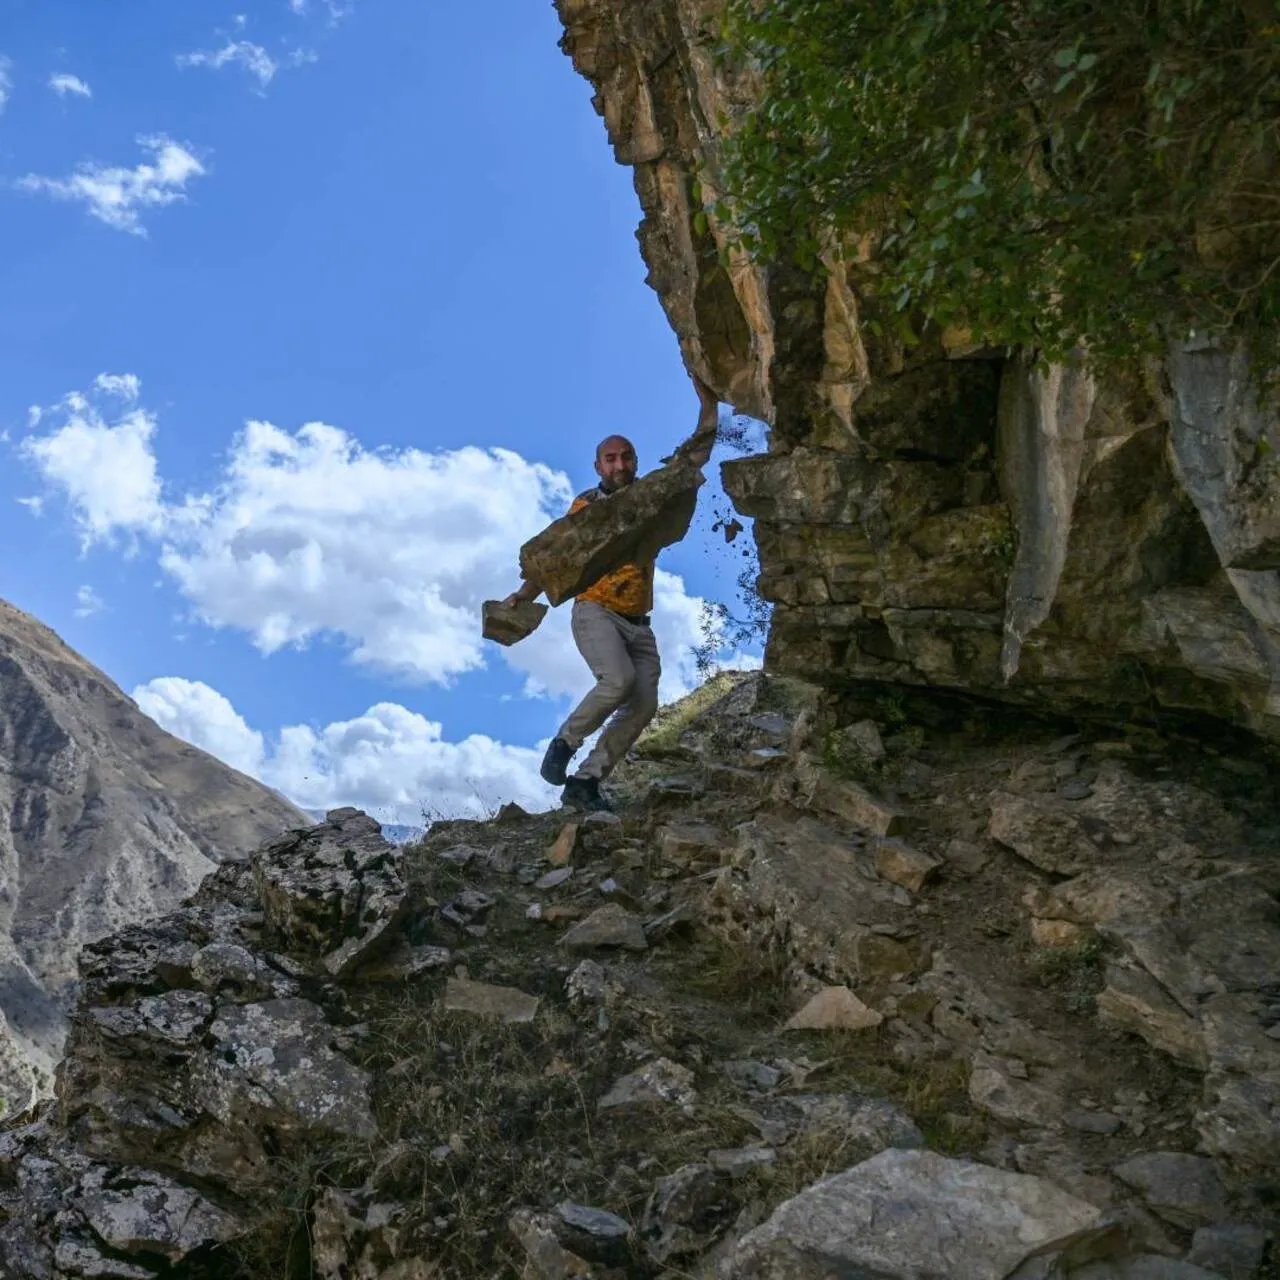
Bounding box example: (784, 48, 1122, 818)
(594, 434, 638, 492)
(596, 434, 634, 461)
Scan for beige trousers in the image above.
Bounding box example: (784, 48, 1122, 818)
(558, 600, 661, 780)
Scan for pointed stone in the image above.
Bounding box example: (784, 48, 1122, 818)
(784, 986, 883, 1032)
(547, 823, 580, 868)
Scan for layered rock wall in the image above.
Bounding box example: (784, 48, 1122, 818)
(555, 0, 1280, 741)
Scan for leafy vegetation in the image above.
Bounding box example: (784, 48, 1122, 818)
(717, 0, 1280, 371)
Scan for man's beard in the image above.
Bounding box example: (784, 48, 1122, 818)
(600, 473, 635, 493)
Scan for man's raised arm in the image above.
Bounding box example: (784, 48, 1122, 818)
(503, 579, 543, 608)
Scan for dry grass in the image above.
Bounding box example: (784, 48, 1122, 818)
(634, 672, 746, 759)
(675, 932, 795, 1026)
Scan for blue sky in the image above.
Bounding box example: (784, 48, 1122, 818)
(0, 0, 759, 826)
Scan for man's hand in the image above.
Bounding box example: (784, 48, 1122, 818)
(503, 581, 542, 607)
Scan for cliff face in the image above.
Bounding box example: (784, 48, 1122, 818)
(555, 0, 1280, 742)
(0, 598, 308, 1115)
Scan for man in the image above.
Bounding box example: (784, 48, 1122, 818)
(506, 376, 719, 812)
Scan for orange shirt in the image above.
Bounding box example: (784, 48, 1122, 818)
(569, 489, 655, 616)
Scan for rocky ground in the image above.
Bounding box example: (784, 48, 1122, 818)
(0, 670, 1276, 1278)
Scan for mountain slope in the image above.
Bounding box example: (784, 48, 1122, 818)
(0, 597, 308, 1113)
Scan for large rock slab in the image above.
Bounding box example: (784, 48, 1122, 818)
(0, 1122, 245, 1278)
(717, 1148, 1117, 1279)
(721, 814, 915, 986)
(443, 977, 540, 1024)
(519, 455, 705, 605)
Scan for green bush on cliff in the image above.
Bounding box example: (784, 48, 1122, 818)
(718, 0, 1280, 370)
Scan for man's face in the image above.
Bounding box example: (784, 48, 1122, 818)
(595, 436, 637, 491)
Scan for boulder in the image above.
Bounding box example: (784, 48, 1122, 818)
(659, 823, 724, 865)
(717, 1148, 1118, 1279)
(558, 904, 648, 951)
(725, 814, 914, 985)
(552, 1202, 632, 1263)
(74, 1166, 243, 1261)
(969, 1056, 1064, 1129)
(254, 807, 409, 976)
(797, 758, 907, 835)
(519, 455, 705, 605)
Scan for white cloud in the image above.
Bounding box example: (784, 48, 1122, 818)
(93, 372, 140, 401)
(133, 676, 556, 823)
(0, 56, 14, 113)
(134, 677, 266, 777)
(73, 585, 105, 617)
(289, 0, 352, 20)
(20, 377, 163, 546)
(24, 377, 744, 706)
(18, 135, 205, 235)
(49, 73, 91, 99)
(176, 36, 316, 90)
(176, 40, 278, 88)
(157, 420, 575, 685)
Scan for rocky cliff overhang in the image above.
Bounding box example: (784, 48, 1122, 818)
(555, 0, 1280, 742)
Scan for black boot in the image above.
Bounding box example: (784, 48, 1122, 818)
(540, 737, 574, 786)
(561, 775, 610, 813)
